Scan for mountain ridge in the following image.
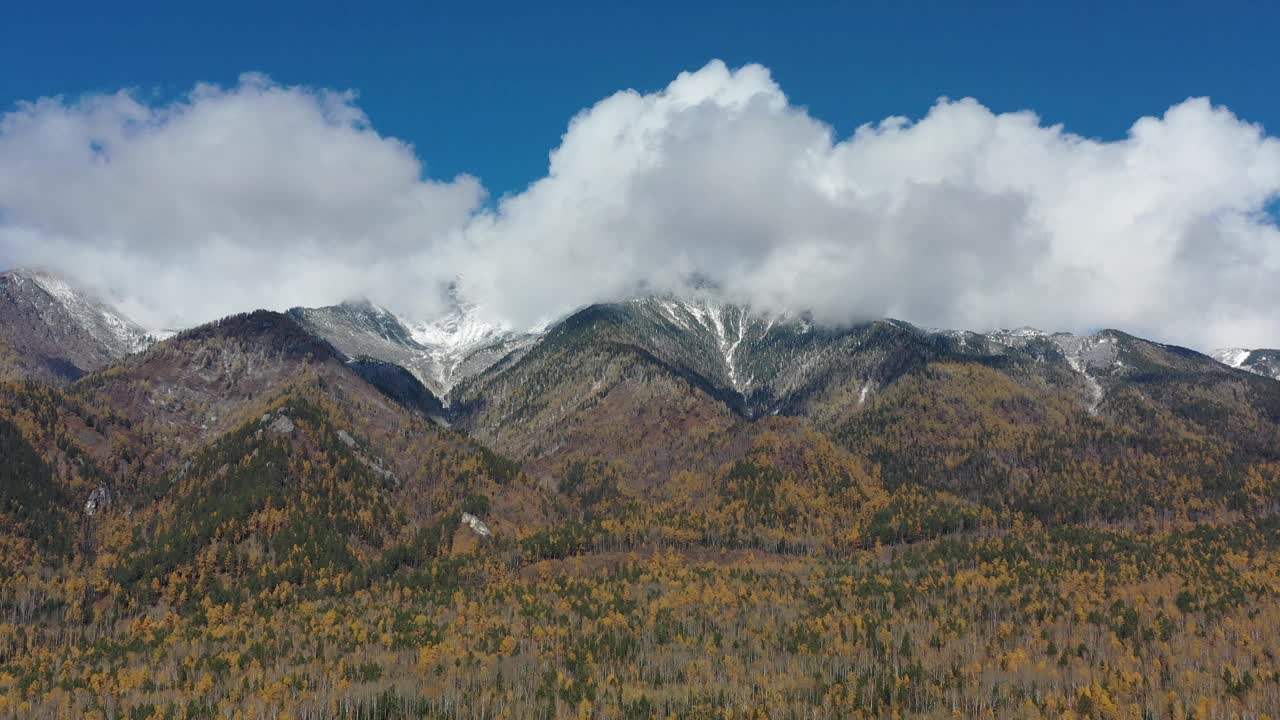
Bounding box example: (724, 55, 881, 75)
(1213, 346, 1280, 380)
(0, 268, 156, 383)
(288, 299, 540, 400)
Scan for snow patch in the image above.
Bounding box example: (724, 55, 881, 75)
(1051, 334, 1118, 415)
(296, 297, 545, 401)
(657, 296, 754, 394)
(405, 301, 541, 397)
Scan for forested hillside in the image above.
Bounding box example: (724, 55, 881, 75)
(1, 303, 1279, 719)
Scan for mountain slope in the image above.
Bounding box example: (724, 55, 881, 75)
(4, 288, 1280, 718)
(1213, 347, 1280, 380)
(451, 302, 749, 489)
(67, 307, 555, 512)
(447, 296, 1280, 528)
(0, 309, 563, 621)
(69, 310, 350, 476)
(457, 295, 918, 424)
(289, 299, 540, 400)
(105, 391, 554, 614)
(0, 269, 153, 383)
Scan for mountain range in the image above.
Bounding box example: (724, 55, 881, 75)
(2, 266, 1279, 718)
(8, 265, 1277, 405)
(5, 265, 1280, 518)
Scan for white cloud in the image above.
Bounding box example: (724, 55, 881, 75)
(2, 61, 1279, 349)
(0, 74, 482, 328)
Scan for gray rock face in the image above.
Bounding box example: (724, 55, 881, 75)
(454, 293, 1253, 434)
(0, 269, 154, 383)
(84, 485, 112, 516)
(595, 296, 855, 417)
(288, 300, 540, 402)
(461, 512, 492, 537)
(7, 265, 1273, 434)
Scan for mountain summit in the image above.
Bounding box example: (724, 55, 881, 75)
(288, 296, 541, 400)
(0, 269, 154, 383)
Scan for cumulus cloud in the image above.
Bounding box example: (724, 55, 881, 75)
(0, 74, 483, 328)
(2, 61, 1279, 349)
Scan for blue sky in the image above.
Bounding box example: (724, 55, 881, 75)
(2, 1, 1279, 349)
(4, 1, 1278, 198)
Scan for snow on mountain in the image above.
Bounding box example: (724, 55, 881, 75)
(623, 294, 846, 407)
(1211, 348, 1254, 369)
(627, 298, 1124, 415)
(293, 284, 1280, 420)
(904, 323, 1135, 411)
(1212, 347, 1280, 380)
(985, 326, 1049, 345)
(11, 263, 1270, 408)
(642, 295, 765, 393)
(630, 297, 1180, 415)
(0, 268, 156, 382)
(1047, 332, 1119, 413)
(616, 295, 906, 421)
(289, 297, 542, 401)
(404, 298, 539, 394)
(20, 270, 154, 355)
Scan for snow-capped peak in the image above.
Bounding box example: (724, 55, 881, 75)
(405, 302, 530, 395)
(291, 293, 544, 401)
(407, 301, 508, 354)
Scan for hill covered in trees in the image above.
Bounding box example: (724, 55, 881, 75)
(1, 299, 1279, 718)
